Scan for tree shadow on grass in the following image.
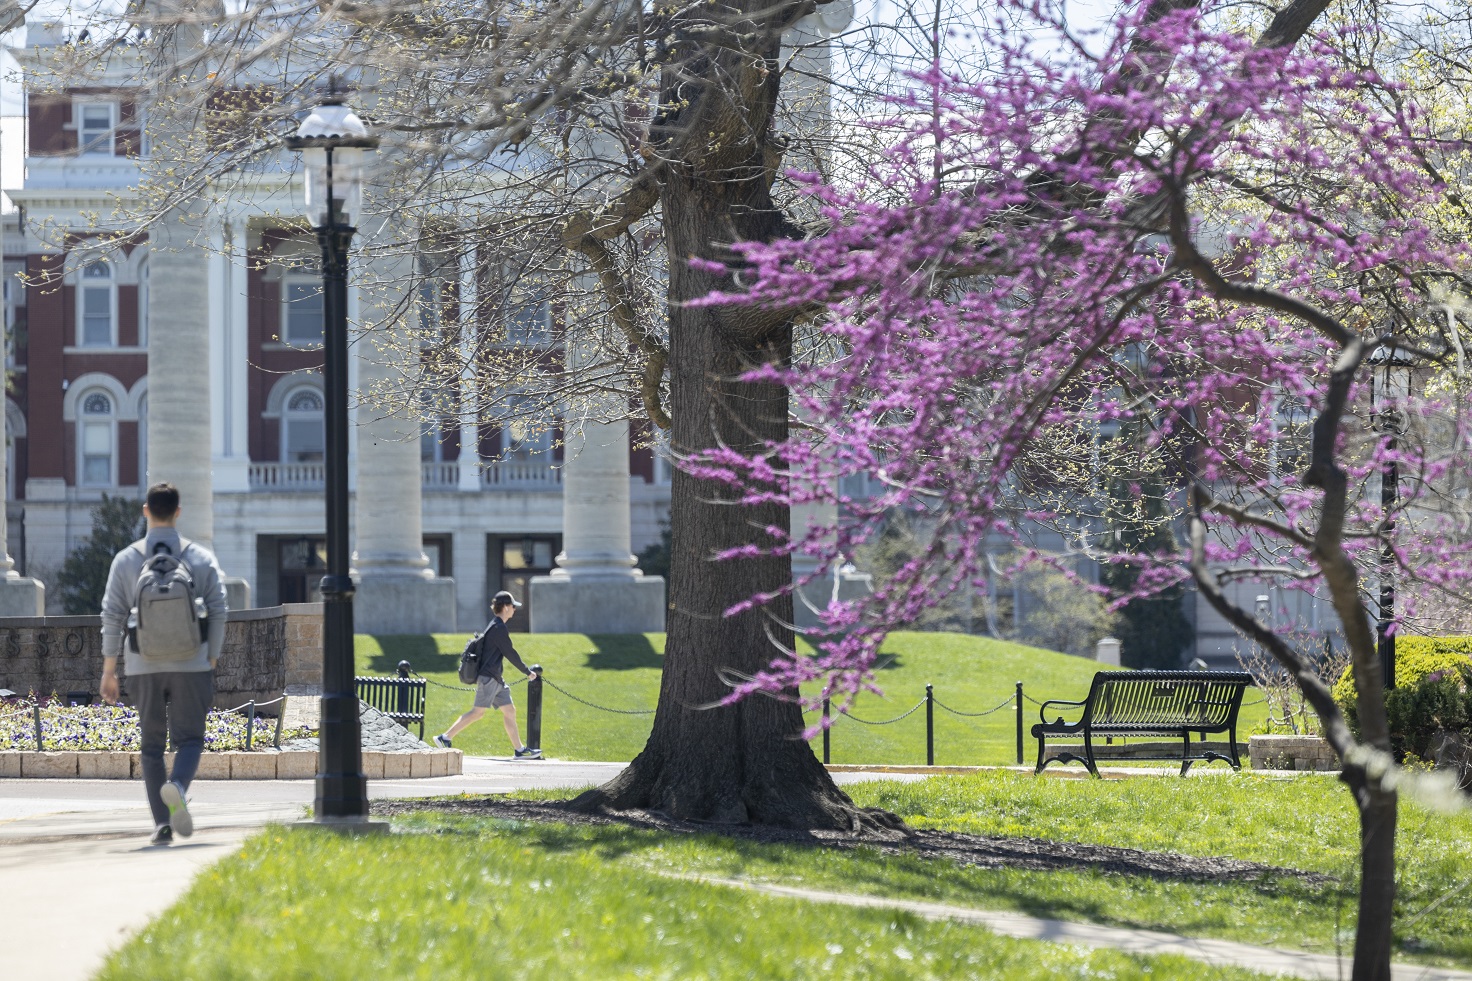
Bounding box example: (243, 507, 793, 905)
(364, 635, 458, 676)
(582, 635, 664, 671)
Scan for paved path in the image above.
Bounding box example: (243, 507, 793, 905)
(675, 875, 1472, 981)
(1, 761, 1463, 981)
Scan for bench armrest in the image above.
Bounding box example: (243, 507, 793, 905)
(1038, 698, 1086, 723)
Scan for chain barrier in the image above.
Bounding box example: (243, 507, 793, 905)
(843, 698, 926, 726)
(932, 693, 1014, 718)
(539, 676, 655, 715)
(414, 671, 527, 693)
(1022, 692, 1044, 706)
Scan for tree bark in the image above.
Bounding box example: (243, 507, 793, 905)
(575, 1, 898, 831)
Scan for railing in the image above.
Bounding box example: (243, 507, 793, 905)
(249, 462, 325, 490)
(481, 460, 563, 489)
(249, 459, 562, 491)
(421, 461, 459, 487)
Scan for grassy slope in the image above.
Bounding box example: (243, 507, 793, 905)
(357, 630, 1271, 764)
(99, 819, 1284, 981)
(507, 771, 1472, 966)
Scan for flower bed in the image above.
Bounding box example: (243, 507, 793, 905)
(0, 696, 314, 752)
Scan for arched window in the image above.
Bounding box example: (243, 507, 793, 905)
(282, 387, 325, 462)
(79, 260, 115, 347)
(137, 257, 148, 348)
(78, 391, 115, 486)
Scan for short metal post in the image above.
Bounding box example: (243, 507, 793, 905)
(396, 660, 411, 719)
(1015, 681, 1024, 766)
(274, 707, 285, 749)
(527, 664, 543, 753)
(33, 703, 43, 751)
(925, 684, 934, 766)
(245, 700, 257, 751)
(822, 698, 831, 765)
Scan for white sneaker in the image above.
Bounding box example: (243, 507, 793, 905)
(160, 780, 193, 838)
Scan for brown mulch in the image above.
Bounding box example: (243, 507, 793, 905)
(371, 797, 1333, 887)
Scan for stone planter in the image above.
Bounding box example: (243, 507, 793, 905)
(1249, 734, 1338, 771)
(77, 751, 132, 779)
(1, 747, 460, 779)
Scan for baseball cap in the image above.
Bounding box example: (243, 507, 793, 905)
(493, 590, 523, 608)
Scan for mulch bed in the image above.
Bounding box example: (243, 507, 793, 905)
(371, 797, 1333, 886)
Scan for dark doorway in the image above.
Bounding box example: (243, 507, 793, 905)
(487, 534, 561, 632)
(278, 536, 327, 603)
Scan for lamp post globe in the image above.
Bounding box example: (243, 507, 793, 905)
(284, 86, 384, 830)
(1368, 343, 1415, 693)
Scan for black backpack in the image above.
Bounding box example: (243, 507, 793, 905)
(458, 633, 485, 685)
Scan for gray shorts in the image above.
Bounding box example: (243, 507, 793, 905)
(473, 675, 513, 709)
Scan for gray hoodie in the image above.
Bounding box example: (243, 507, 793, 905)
(100, 528, 228, 675)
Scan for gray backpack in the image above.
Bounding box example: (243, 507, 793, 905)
(128, 540, 207, 660)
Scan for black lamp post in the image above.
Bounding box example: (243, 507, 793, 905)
(1369, 343, 1414, 692)
(285, 88, 383, 829)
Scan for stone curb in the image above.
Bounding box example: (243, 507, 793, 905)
(0, 748, 462, 779)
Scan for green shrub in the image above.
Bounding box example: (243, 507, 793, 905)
(56, 494, 144, 615)
(1383, 665, 1472, 764)
(1332, 636, 1472, 753)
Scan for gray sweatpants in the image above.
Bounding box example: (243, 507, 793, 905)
(131, 671, 213, 828)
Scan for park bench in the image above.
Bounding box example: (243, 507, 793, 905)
(1032, 670, 1252, 777)
(355, 661, 427, 740)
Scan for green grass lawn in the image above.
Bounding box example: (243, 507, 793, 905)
(99, 772, 1471, 978)
(357, 630, 1273, 764)
(100, 818, 1283, 981)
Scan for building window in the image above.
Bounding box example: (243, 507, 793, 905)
(79, 392, 114, 486)
(79, 260, 115, 347)
(282, 387, 325, 463)
(282, 273, 323, 346)
(137, 257, 148, 348)
(77, 102, 117, 156)
(504, 293, 550, 345)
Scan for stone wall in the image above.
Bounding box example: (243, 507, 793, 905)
(0, 604, 324, 710)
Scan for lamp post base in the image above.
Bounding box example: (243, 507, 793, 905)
(295, 816, 390, 835)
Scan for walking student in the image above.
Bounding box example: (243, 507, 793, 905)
(99, 482, 229, 845)
(435, 590, 541, 758)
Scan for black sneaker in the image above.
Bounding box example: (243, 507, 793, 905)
(160, 780, 193, 838)
(149, 825, 173, 846)
(514, 746, 542, 760)
(433, 734, 453, 749)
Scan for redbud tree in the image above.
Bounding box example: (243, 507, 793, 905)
(693, 3, 1472, 978)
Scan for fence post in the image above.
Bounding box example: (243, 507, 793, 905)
(527, 665, 544, 753)
(274, 707, 285, 749)
(33, 702, 43, 751)
(925, 684, 934, 766)
(1015, 681, 1024, 766)
(396, 659, 412, 719)
(245, 700, 257, 751)
(822, 697, 830, 765)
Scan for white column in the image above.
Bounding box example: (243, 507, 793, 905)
(350, 219, 457, 632)
(211, 219, 251, 493)
(529, 336, 664, 633)
(0, 339, 44, 615)
(147, 219, 215, 549)
(456, 247, 482, 492)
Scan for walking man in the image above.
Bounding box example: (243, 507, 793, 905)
(435, 590, 541, 758)
(100, 482, 229, 844)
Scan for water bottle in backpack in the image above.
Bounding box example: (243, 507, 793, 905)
(128, 541, 207, 660)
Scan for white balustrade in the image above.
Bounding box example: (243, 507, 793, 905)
(481, 460, 563, 489)
(248, 461, 326, 489)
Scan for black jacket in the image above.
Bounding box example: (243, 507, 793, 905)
(476, 616, 532, 681)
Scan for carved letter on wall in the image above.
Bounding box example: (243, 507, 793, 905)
(64, 631, 85, 656)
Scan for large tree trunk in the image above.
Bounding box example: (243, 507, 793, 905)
(575, 2, 897, 831)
